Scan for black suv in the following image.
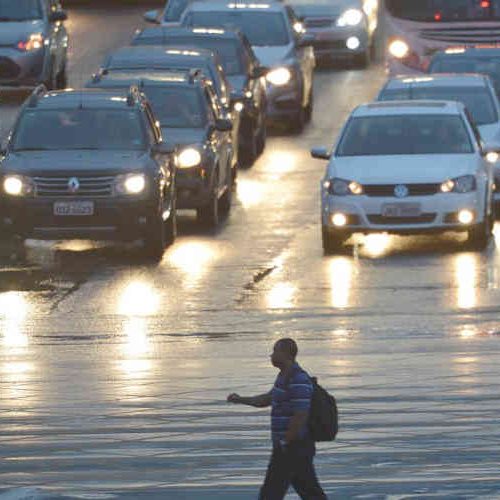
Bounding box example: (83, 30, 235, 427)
(87, 70, 235, 229)
(132, 27, 268, 167)
(0, 86, 176, 260)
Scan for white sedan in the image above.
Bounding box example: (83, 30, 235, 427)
(313, 100, 498, 254)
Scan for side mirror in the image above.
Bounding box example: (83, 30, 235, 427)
(215, 118, 233, 132)
(153, 142, 175, 155)
(49, 10, 67, 23)
(144, 10, 160, 24)
(311, 146, 331, 160)
(252, 66, 268, 79)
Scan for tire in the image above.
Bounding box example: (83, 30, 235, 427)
(352, 50, 370, 69)
(304, 88, 314, 124)
(142, 213, 166, 261)
(289, 106, 305, 134)
(197, 181, 219, 229)
(239, 123, 258, 168)
(322, 227, 345, 255)
(219, 185, 232, 217)
(256, 120, 266, 156)
(44, 60, 57, 90)
(467, 210, 493, 251)
(55, 63, 68, 90)
(164, 201, 177, 247)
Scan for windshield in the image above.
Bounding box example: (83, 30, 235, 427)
(337, 115, 473, 156)
(386, 0, 500, 22)
(13, 109, 146, 151)
(0, 0, 42, 21)
(183, 11, 290, 46)
(378, 86, 498, 125)
(144, 87, 207, 128)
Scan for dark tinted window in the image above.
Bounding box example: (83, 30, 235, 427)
(13, 109, 146, 151)
(143, 86, 207, 128)
(0, 0, 42, 21)
(183, 11, 290, 46)
(337, 115, 473, 156)
(164, 0, 190, 22)
(379, 85, 498, 125)
(386, 0, 500, 21)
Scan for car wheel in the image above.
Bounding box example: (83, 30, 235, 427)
(239, 122, 258, 168)
(164, 200, 177, 247)
(256, 120, 266, 156)
(289, 106, 305, 134)
(352, 50, 370, 69)
(219, 185, 232, 217)
(304, 88, 314, 124)
(467, 210, 493, 251)
(322, 226, 345, 255)
(56, 63, 68, 90)
(142, 213, 166, 261)
(197, 181, 219, 229)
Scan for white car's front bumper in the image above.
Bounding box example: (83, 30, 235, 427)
(322, 191, 486, 234)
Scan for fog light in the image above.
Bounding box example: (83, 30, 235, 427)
(346, 36, 360, 50)
(332, 213, 347, 227)
(458, 209, 474, 225)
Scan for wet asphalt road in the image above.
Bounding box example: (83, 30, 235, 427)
(2, 5, 500, 500)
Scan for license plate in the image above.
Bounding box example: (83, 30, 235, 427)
(382, 203, 421, 218)
(53, 201, 94, 216)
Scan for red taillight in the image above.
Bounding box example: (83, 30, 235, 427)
(480, 0, 490, 8)
(434, 11, 442, 21)
(17, 41, 27, 51)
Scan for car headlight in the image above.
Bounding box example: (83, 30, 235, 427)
(337, 8, 363, 27)
(17, 33, 44, 52)
(3, 175, 33, 197)
(324, 178, 363, 196)
(115, 173, 146, 195)
(293, 21, 306, 34)
(266, 67, 292, 87)
(177, 148, 202, 169)
(440, 175, 476, 194)
(388, 39, 410, 59)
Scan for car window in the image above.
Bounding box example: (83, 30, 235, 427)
(183, 11, 291, 46)
(337, 115, 474, 156)
(164, 0, 190, 22)
(0, 0, 43, 21)
(379, 85, 498, 125)
(13, 109, 146, 151)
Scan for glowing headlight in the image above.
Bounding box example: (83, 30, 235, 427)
(266, 67, 292, 86)
(115, 173, 146, 195)
(17, 33, 44, 52)
(440, 175, 476, 194)
(388, 39, 410, 59)
(293, 21, 305, 34)
(177, 148, 202, 168)
(486, 151, 499, 163)
(3, 175, 32, 197)
(337, 8, 363, 27)
(234, 102, 244, 112)
(326, 178, 363, 196)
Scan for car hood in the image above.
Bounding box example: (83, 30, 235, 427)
(2, 150, 150, 175)
(0, 20, 45, 45)
(478, 123, 500, 148)
(292, 4, 342, 18)
(329, 155, 477, 184)
(227, 75, 247, 93)
(252, 44, 295, 67)
(161, 127, 205, 147)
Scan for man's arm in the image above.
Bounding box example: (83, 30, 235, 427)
(227, 392, 272, 408)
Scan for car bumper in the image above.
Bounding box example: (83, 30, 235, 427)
(0, 197, 162, 241)
(0, 47, 47, 86)
(322, 192, 486, 235)
(265, 81, 302, 121)
(386, 57, 426, 77)
(306, 27, 369, 59)
(176, 168, 215, 209)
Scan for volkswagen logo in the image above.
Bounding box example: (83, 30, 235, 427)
(68, 177, 80, 193)
(394, 184, 409, 198)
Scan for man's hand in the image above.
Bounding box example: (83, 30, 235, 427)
(227, 393, 242, 404)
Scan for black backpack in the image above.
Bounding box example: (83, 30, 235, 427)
(307, 377, 338, 442)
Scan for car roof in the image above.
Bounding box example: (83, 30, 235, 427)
(435, 46, 500, 58)
(135, 26, 243, 42)
(88, 71, 203, 90)
(185, 1, 286, 13)
(353, 100, 465, 117)
(106, 46, 218, 69)
(27, 90, 139, 111)
(384, 74, 489, 89)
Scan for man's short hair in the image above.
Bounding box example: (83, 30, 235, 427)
(276, 338, 298, 359)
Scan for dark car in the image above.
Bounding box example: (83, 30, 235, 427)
(87, 70, 235, 228)
(181, 1, 315, 132)
(132, 27, 268, 166)
(429, 46, 500, 99)
(144, 0, 192, 27)
(0, 86, 176, 260)
(0, 0, 69, 88)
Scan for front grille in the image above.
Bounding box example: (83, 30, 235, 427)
(33, 176, 115, 198)
(312, 40, 346, 50)
(420, 26, 500, 44)
(368, 213, 436, 225)
(363, 184, 440, 197)
(0, 57, 20, 79)
(304, 17, 336, 28)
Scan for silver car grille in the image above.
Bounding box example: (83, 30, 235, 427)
(33, 175, 115, 198)
(420, 26, 500, 44)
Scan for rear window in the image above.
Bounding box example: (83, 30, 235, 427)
(0, 0, 42, 21)
(337, 115, 473, 156)
(378, 85, 498, 125)
(164, 0, 190, 22)
(13, 109, 146, 151)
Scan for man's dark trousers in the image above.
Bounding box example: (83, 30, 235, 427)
(259, 439, 327, 500)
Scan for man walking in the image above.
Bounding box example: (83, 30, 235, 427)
(227, 338, 327, 499)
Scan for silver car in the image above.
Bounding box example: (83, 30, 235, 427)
(0, 0, 69, 89)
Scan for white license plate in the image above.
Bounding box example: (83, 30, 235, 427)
(53, 201, 94, 216)
(382, 203, 421, 218)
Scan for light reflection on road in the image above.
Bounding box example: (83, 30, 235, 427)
(362, 233, 391, 257)
(454, 254, 478, 309)
(0, 292, 29, 349)
(264, 150, 297, 178)
(237, 178, 266, 209)
(266, 282, 296, 309)
(329, 257, 354, 309)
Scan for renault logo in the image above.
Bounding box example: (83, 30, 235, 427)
(68, 177, 80, 193)
(394, 184, 409, 198)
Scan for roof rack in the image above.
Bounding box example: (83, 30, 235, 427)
(26, 84, 47, 108)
